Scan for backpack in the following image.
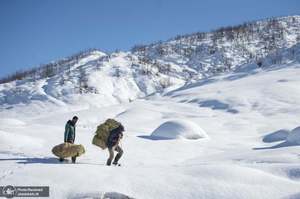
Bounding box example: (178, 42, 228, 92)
(92, 119, 121, 149)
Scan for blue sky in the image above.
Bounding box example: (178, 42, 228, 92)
(0, 0, 299, 78)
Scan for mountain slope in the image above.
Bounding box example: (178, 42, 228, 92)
(1, 15, 300, 199)
(1, 57, 300, 199)
(133, 15, 300, 76)
(0, 15, 300, 113)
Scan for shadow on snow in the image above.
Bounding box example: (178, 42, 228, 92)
(253, 129, 299, 150)
(137, 135, 174, 141)
(0, 157, 104, 165)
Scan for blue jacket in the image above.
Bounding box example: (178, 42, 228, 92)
(107, 127, 123, 148)
(64, 120, 76, 143)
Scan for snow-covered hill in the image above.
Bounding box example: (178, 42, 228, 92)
(0, 50, 187, 118)
(0, 15, 300, 114)
(133, 15, 300, 75)
(1, 58, 300, 199)
(1, 15, 300, 199)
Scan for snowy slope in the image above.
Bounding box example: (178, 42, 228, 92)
(0, 15, 300, 199)
(0, 50, 185, 117)
(133, 15, 300, 76)
(1, 59, 300, 199)
(0, 15, 300, 114)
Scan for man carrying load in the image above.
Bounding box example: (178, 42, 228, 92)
(106, 124, 124, 166)
(62, 116, 78, 163)
(52, 116, 85, 163)
(92, 119, 125, 166)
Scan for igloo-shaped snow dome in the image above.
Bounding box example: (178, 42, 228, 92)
(151, 119, 208, 140)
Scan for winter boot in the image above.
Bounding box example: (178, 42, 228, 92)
(106, 159, 112, 166)
(113, 153, 122, 164)
(113, 162, 121, 166)
(71, 156, 76, 163)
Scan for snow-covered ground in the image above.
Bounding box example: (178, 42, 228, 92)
(1, 60, 300, 199)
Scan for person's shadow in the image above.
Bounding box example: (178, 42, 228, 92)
(0, 157, 105, 166)
(0, 157, 61, 164)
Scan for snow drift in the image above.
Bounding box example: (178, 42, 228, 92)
(151, 119, 208, 140)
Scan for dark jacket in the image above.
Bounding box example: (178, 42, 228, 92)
(107, 126, 123, 148)
(64, 120, 76, 143)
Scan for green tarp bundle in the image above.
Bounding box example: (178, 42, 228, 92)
(92, 118, 121, 150)
(52, 143, 85, 158)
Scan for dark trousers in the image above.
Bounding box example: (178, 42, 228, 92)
(106, 145, 123, 165)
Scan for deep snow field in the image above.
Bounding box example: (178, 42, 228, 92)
(1, 62, 300, 199)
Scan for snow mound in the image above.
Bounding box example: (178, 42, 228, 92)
(151, 119, 208, 140)
(286, 126, 300, 144)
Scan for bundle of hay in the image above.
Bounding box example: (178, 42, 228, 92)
(92, 119, 121, 150)
(52, 143, 85, 158)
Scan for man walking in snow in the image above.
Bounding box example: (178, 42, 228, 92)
(106, 124, 124, 166)
(60, 116, 79, 163)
